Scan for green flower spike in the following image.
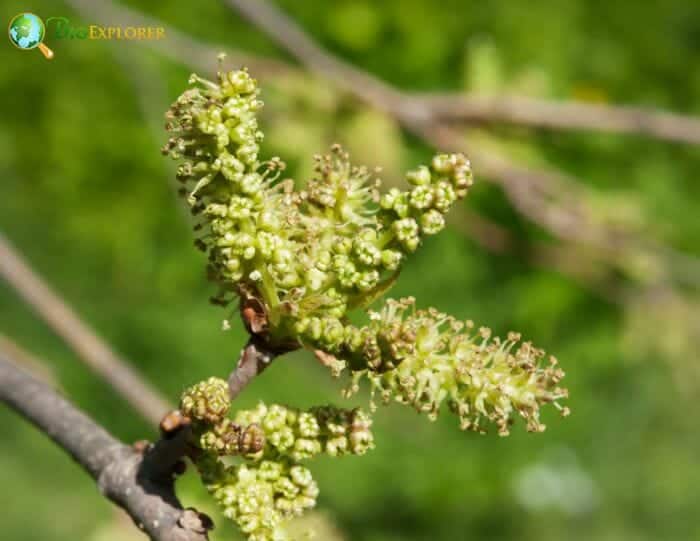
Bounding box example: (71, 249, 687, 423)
(339, 298, 570, 435)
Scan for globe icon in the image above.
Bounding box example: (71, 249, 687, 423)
(8, 12, 53, 58)
(9, 13, 44, 49)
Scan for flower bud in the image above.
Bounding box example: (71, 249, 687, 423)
(409, 185, 434, 209)
(381, 249, 403, 270)
(406, 165, 432, 186)
(420, 209, 446, 235)
(180, 377, 230, 423)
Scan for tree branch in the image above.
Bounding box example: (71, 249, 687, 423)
(0, 233, 171, 426)
(228, 336, 281, 400)
(70, 0, 700, 146)
(0, 353, 209, 541)
(400, 99, 700, 292)
(417, 94, 700, 145)
(224, 0, 700, 143)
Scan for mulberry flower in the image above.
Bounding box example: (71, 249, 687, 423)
(198, 455, 318, 541)
(164, 66, 472, 349)
(180, 378, 266, 456)
(336, 298, 569, 435)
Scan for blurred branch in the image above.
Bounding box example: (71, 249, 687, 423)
(65, 0, 294, 78)
(224, 0, 700, 143)
(0, 353, 210, 541)
(71, 0, 700, 147)
(406, 122, 608, 246)
(406, 121, 671, 272)
(417, 94, 700, 145)
(0, 233, 171, 425)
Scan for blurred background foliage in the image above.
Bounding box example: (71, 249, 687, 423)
(1, 0, 700, 540)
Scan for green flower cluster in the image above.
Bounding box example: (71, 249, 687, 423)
(180, 377, 265, 456)
(180, 376, 230, 423)
(180, 379, 373, 540)
(235, 402, 374, 460)
(198, 455, 317, 541)
(163, 66, 471, 347)
(311, 297, 570, 435)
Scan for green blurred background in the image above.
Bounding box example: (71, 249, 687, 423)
(2, 1, 700, 540)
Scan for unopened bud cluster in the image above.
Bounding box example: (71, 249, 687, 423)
(180, 378, 264, 455)
(180, 379, 373, 540)
(180, 376, 230, 423)
(235, 402, 374, 460)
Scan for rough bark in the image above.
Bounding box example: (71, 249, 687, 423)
(0, 353, 209, 541)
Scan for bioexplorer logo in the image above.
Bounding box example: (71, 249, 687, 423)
(8, 13, 53, 58)
(8, 12, 166, 60)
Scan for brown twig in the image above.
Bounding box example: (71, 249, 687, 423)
(417, 94, 700, 145)
(0, 353, 209, 541)
(0, 233, 171, 425)
(0, 330, 285, 539)
(228, 336, 282, 400)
